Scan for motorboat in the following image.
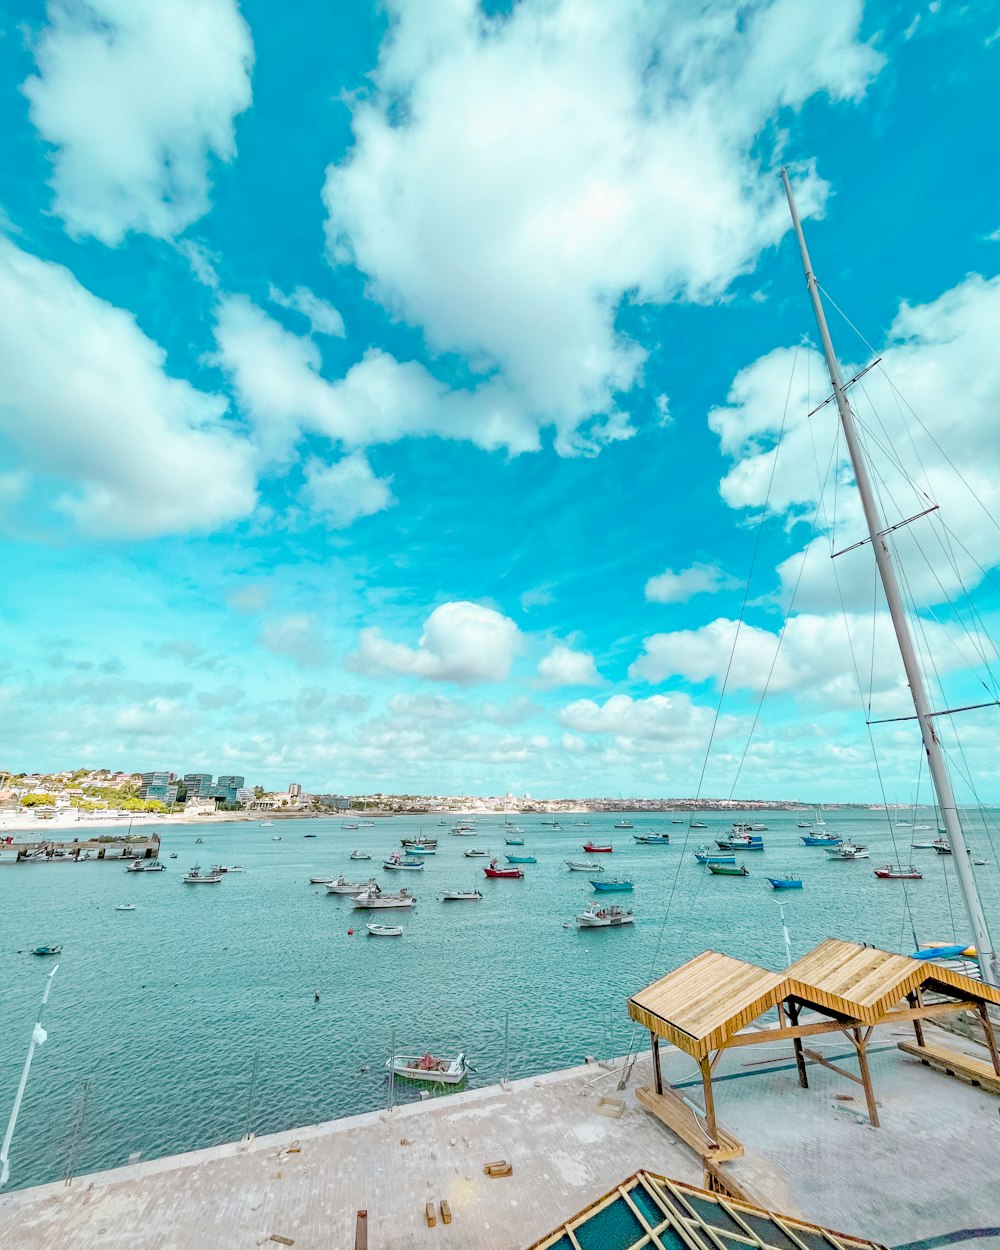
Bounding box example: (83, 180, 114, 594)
(825, 843, 869, 860)
(383, 853, 424, 871)
(401, 837, 437, 849)
(801, 833, 842, 847)
(483, 859, 523, 879)
(591, 877, 633, 892)
(874, 864, 923, 880)
(125, 859, 166, 873)
(342, 821, 359, 830)
(439, 890, 483, 901)
(707, 863, 750, 877)
(797, 821, 813, 828)
(450, 825, 477, 835)
(211, 865, 245, 874)
(405, 844, 437, 855)
(366, 923, 403, 937)
(910, 841, 936, 850)
(582, 841, 613, 853)
(182, 865, 222, 883)
(350, 849, 372, 860)
(271, 836, 282, 841)
(731, 822, 754, 834)
(690, 822, 707, 829)
(258, 821, 274, 827)
(359, 820, 376, 828)
(933, 839, 952, 855)
(504, 854, 536, 864)
(565, 860, 602, 871)
(310, 875, 334, 885)
(169, 853, 178, 859)
(115, 903, 137, 911)
(504, 836, 525, 846)
(388, 1052, 469, 1084)
(327, 874, 374, 894)
(694, 848, 736, 864)
(767, 877, 803, 890)
(463, 848, 489, 858)
(751, 823, 768, 831)
(353, 885, 416, 909)
(633, 834, 670, 845)
(575, 902, 634, 928)
(32, 944, 62, 956)
(194, 838, 204, 844)
(613, 820, 634, 829)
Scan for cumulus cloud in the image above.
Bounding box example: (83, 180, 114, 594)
(0, 238, 257, 537)
(645, 562, 738, 604)
(302, 453, 395, 527)
(324, 0, 882, 453)
(711, 275, 1000, 611)
(536, 643, 600, 688)
(260, 614, 329, 669)
(213, 296, 540, 461)
(24, 0, 254, 244)
(268, 284, 345, 337)
(559, 692, 717, 744)
(351, 601, 521, 684)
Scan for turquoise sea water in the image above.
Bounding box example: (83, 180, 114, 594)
(2, 808, 998, 1192)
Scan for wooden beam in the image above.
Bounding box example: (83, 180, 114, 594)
(978, 1003, 1000, 1077)
(852, 1027, 880, 1128)
(801, 1048, 864, 1086)
(651, 1032, 663, 1096)
(698, 1055, 718, 1144)
(721, 1018, 861, 1048)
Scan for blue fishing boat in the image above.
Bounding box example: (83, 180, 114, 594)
(800, 833, 841, 847)
(767, 876, 803, 890)
(694, 852, 736, 864)
(633, 834, 670, 845)
(504, 837, 525, 846)
(591, 877, 633, 892)
(504, 854, 536, 864)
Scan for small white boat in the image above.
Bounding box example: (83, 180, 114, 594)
(169, 852, 178, 859)
(327, 874, 373, 894)
(125, 859, 166, 873)
(565, 860, 603, 872)
(439, 889, 482, 901)
(271, 836, 282, 842)
(342, 821, 359, 830)
(613, 820, 634, 829)
(388, 1052, 468, 1084)
(825, 842, 869, 860)
(211, 865, 245, 874)
(463, 848, 488, 858)
(258, 821, 274, 827)
(310, 875, 334, 885)
(350, 849, 372, 860)
(353, 885, 416, 909)
(115, 903, 137, 911)
(359, 820, 376, 828)
(449, 825, 477, 835)
(383, 853, 424, 871)
(576, 902, 634, 928)
(366, 923, 403, 937)
(182, 865, 223, 883)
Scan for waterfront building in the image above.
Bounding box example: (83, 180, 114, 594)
(181, 773, 213, 799)
(208, 774, 245, 805)
(288, 782, 302, 799)
(138, 772, 178, 805)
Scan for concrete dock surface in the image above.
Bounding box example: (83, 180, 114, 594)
(1, 1023, 998, 1249)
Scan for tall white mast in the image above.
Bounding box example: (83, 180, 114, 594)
(781, 168, 998, 988)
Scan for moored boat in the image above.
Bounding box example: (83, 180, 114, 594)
(565, 860, 602, 871)
(582, 841, 613, 853)
(707, 863, 750, 877)
(327, 874, 375, 895)
(353, 885, 416, 909)
(401, 837, 437, 849)
(366, 923, 403, 937)
(463, 848, 488, 857)
(613, 820, 634, 829)
(389, 1052, 469, 1084)
(800, 833, 842, 847)
(591, 877, 633, 892)
(504, 854, 536, 864)
(310, 875, 334, 885)
(114, 903, 137, 911)
(211, 865, 245, 874)
(350, 849, 372, 860)
(874, 864, 923, 880)
(825, 842, 869, 860)
(125, 859, 166, 873)
(182, 865, 222, 883)
(575, 902, 634, 928)
(32, 944, 62, 956)
(766, 876, 803, 890)
(439, 889, 483, 901)
(910, 841, 936, 850)
(483, 859, 523, 879)
(633, 833, 670, 845)
(504, 836, 525, 846)
(383, 853, 424, 871)
(694, 850, 736, 864)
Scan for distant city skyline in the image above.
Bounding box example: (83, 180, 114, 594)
(1, 4, 999, 802)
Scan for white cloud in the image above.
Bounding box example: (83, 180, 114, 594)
(520, 585, 555, 612)
(352, 601, 521, 685)
(213, 295, 540, 461)
(324, 0, 882, 453)
(268, 284, 345, 337)
(302, 453, 395, 526)
(227, 584, 270, 614)
(260, 614, 329, 669)
(559, 692, 717, 744)
(24, 0, 254, 244)
(645, 562, 737, 604)
(536, 643, 600, 688)
(711, 275, 1000, 611)
(0, 237, 257, 537)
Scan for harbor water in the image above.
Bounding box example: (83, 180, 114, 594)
(2, 808, 998, 1192)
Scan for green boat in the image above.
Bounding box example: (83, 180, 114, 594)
(706, 864, 749, 877)
(504, 854, 536, 864)
(32, 944, 62, 956)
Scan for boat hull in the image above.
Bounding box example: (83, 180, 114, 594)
(767, 879, 802, 890)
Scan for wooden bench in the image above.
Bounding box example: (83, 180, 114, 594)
(898, 1040, 1000, 1095)
(636, 1086, 743, 1161)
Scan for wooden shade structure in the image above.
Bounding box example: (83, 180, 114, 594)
(628, 940, 1000, 1144)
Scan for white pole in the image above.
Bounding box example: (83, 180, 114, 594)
(782, 169, 998, 986)
(0, 964, 58, 1188)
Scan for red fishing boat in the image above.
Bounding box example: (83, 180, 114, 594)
(582, 841, 613, 853)
(483, 858, 524, 879)
(873, 864, 923, 880)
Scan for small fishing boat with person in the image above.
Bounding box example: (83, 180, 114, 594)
(353, 885, 416, 909)
(389, 1052, 469, 1084)
(825, 842, 869, 861)
(575, 902, 634, 928)
(401, 837, 437, 849)
(483, 859, 523, 879)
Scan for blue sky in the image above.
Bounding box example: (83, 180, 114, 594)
(1, 0, 1000, 800)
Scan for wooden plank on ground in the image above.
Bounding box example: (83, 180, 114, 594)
(635, 1086, 743, 1161)
(898, 1040, 1000, 1094)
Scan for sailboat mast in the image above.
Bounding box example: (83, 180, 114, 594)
(781, 168, 998, 988)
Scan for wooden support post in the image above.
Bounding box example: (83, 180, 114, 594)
(698, 1055, 719, 1144)
(787, 1000, 809, 1089)
(978, 1002, 1000, 1077)
(852, 1028, 879, 1128)
(651, 1032, 663, 1096)
(354, 1210, 368, 1250)
(908, 993, 925, 1047)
